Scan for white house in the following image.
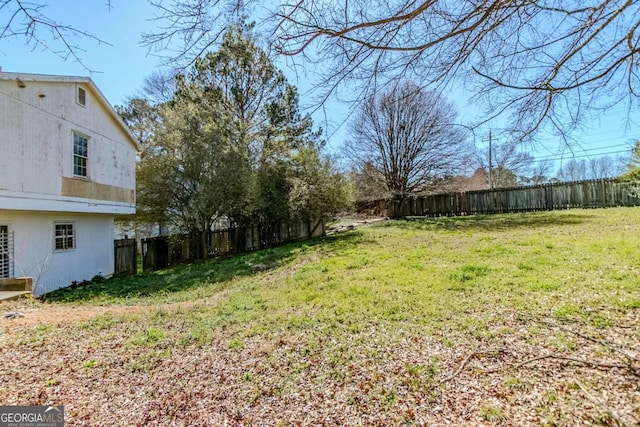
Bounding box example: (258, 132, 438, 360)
(0, 72, 140, 295)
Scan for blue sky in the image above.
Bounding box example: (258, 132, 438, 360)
(0, 1, 158, 105)
(1, 1, 637, 173)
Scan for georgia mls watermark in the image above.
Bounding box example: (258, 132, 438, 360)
(0, 406, 64, 427)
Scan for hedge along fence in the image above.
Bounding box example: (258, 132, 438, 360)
(376, 179, 640, 218)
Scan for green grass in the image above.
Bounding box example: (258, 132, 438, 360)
(480, 404, 507, 422)
(44, 243, 307, 304)
(45, 208, 640, 335)
(7, 208, 640, 425)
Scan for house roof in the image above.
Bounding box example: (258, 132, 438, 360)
(0, 71, 142, 152)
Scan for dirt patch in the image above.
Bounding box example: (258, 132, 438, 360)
(0, 297, 222, 331)
(327, 215, 388, 234)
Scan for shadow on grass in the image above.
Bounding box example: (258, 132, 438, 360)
(43, 231, 369, 304)
(386, 210, 592, 231)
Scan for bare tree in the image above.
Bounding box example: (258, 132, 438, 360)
(476, 142, 536, 188)
(350, 162, 389, 202)
(588, 155, 624, 179)
(557, 158, 588, 182)
(345, 81, 470, 202)
(132, 0, 640, 140)
(140, 69, 178, 105)
(0, 0, 112, 72)
(270, 0, 640, 140)
(141, 0, 245, 67)
(527, 160, 554, 185)
(555, 155, 625, 181)
(0, 0, 243, 71)
(5, 1, 638, 141)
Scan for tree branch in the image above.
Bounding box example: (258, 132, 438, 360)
(0, 0, 112, 72)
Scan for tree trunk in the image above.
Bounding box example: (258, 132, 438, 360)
(200, 230, 208, 260)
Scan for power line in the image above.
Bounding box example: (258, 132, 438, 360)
(478, 148, 631, 169)
(517, 150, 629, 166)
(546, 149, 630, 162)
(530, 145, 632, 162)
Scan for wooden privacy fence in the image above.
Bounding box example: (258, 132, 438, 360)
(387, 179, 640, 218)
(142, 218, 325, 272)
(114, 238, 137, 275)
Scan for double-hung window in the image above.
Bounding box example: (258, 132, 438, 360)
(73, 133, 88, 178)
(54, 223, 75, 251)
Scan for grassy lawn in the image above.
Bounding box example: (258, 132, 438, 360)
(1, 208, 639, 426)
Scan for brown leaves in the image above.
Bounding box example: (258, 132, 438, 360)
(1, 301, 639, 425)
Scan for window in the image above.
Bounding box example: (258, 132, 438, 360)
(73, 133, 88, 177)
(0, 225, 12, 278)
(77, 86, 86, 106)
(54, 223, 75, 251)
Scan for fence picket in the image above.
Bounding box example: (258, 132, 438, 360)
(139, 219, 325, 272)
(383, 179, 639, 218)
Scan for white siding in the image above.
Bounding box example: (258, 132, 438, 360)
(0, 211, 115, 295)
(0, 79, 136, 212)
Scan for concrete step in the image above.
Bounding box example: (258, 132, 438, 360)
(0, 290, 31, 302)
(0, 277, 33, 292)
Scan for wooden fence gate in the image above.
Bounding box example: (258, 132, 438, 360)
(114, 238, 137, 275)
(142, 236, 169, 272)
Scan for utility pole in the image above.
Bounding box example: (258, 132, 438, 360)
(488, 130, 493, 190)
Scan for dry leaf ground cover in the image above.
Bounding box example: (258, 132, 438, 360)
(1, 208, 639, 426)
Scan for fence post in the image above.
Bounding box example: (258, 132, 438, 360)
(371, 179, 636, 218)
